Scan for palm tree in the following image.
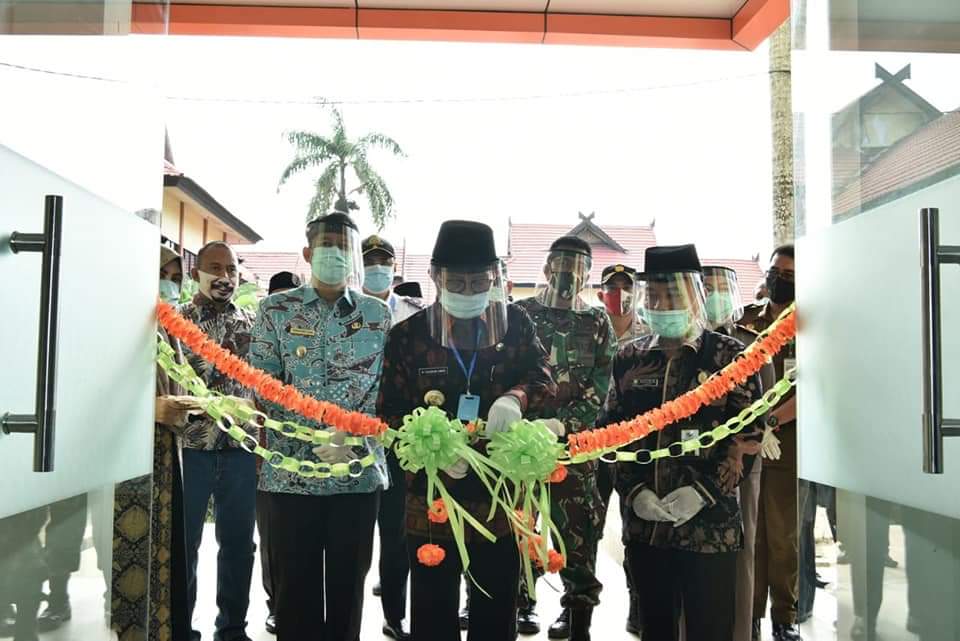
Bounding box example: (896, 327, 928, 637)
(278, 106, 405, 228)
(769, 18, 795, 246)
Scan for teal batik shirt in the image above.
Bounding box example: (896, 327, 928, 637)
(249, 285, 391, 496)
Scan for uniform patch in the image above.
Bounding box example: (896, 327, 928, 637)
(288, 326, 316, 337)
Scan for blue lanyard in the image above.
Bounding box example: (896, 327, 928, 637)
(449, 326, 482, 394)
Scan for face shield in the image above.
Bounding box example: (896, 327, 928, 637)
(638, 271, 708, 344)
(429, 262, 508, 350)
(702, 266, 744, 330)
(307, 220, 364, 290)
(535, 250, 592, 312)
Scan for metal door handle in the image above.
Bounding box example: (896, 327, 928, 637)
(2, 195, 63, 472)
(919, 207, 960, 474)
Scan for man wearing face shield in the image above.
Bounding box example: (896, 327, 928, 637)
(361, 234, 424, 641)
(600, 245, 760, 641)
(176, 241, 257, 641)
(702, 266, 776, 641)
(740, 246, 800, 641)
(597, 264, 644, 344)
(249, 213, 391, 641)
(512, 237, 616, 641)
(376, 220, 555, 641)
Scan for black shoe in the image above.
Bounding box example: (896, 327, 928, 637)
(548, 609, 570, 639)
(772, 622, 802, 641)
(459, 605, 469, 631)
(751, 619, 761, 641)
(382, 620, 411, 641)
(517, 604, 540, 635)
(885, 555, 899, 569)
(265, 614, 276, 635)
(36, 602, 71, 633)
(373, 582, 383, 597)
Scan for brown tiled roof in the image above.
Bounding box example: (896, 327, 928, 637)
(833, 110, 960, 219)
(507, 220, 658, 286)
(236, 251, 311, 290)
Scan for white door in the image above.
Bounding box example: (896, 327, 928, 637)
(793, 0, 960, 639)
(0, 20, 166, 640)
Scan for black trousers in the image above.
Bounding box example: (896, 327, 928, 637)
(45, 493, 88, 603)
(626, 543, 736, 641)
(377, 451, 409, 625)
(255, 491, 275, 616)
(408, 534, 520, 641)
(265, 490, 379, 641)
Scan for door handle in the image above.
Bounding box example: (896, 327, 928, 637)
(1, 195, 63, 472)
(919, 207, 960, 474)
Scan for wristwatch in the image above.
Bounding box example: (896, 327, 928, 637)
(766, 415, 779, 428)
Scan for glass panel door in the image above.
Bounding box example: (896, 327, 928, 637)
(793, 0, 960, 639)
(0, 14, 167, 640)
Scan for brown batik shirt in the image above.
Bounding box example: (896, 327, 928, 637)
(604, 330, 761, 553)
(376, 304, 556, 541)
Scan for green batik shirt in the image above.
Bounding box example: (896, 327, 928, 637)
(514, 298, 617, 433)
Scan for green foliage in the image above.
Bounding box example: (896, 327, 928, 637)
(232, 282, 261, 312)
(278, 105, 405, 229)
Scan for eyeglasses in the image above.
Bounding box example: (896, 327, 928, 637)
(766, 267, 795, 283)
(444, 275, 493, 294)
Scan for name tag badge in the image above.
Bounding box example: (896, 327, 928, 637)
(632, 377, 662, 389)
(289, 326, 316, 337)
(419, 367, 449, 377)
(457, 394, 481, 422)
(681, 428, 701, 456)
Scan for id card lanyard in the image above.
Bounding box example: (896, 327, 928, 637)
(450, 325, 482, 421)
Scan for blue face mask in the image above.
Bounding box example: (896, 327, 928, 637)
(364, 265, 394, 294)
(312, 247, 351, 286)
(645, 309, 692, 339)
(704, 292, 735, 325)
(440, 290, 491, 320)
(159, 279, 180, 304)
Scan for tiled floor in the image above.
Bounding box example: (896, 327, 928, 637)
(19, 508, 922, 641)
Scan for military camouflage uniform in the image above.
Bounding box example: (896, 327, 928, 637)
(514, 298, 617, 609)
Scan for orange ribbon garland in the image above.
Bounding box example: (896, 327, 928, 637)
(567, 309, 796, 458)
(156, 300, 388, 437)
(417, 544, 446, 567)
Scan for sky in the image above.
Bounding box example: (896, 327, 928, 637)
(2, 30, 957, 265)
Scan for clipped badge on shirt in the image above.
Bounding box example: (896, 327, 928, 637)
(681, 428, 701, 456)
(457, 394, 481, 422)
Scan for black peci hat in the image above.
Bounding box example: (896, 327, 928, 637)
(640, 244, 702, 278)
(548, 236, 592, 258)
(601, 263, 637, 284)
(431, 220, 498, 268)
(394, 281, 423, 298)
(268, 271, 301, 294)
(362, 235, 396, 258)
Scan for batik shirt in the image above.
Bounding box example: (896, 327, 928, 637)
(376, 304, 556, 540)
(249, 285, 391, 496)
(178, 295, 255, 450)
(603, 330, 760, 553)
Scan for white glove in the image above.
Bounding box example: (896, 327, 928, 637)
(761, 426, 782, 460)
(542, 418, 566, 437)
(443, 458, 469, 480)
(312, 430, 353, 464)
(632, 489, 678, 523)
(486, 395, 523, 434)
(662, 486, 708, 528)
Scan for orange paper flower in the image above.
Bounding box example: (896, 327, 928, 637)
(547, 550, 565, 573)
(417, 543, 446, 567)
(549, 464, 569, 484)
(428, 499, 449, 524)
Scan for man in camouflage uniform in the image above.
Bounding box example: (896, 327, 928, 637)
(515, 236, 617, 641)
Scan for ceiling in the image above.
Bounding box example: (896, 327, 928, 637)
(132, 0, 787, 50)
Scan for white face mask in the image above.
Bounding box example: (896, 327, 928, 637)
(198, 269, 237, 303)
